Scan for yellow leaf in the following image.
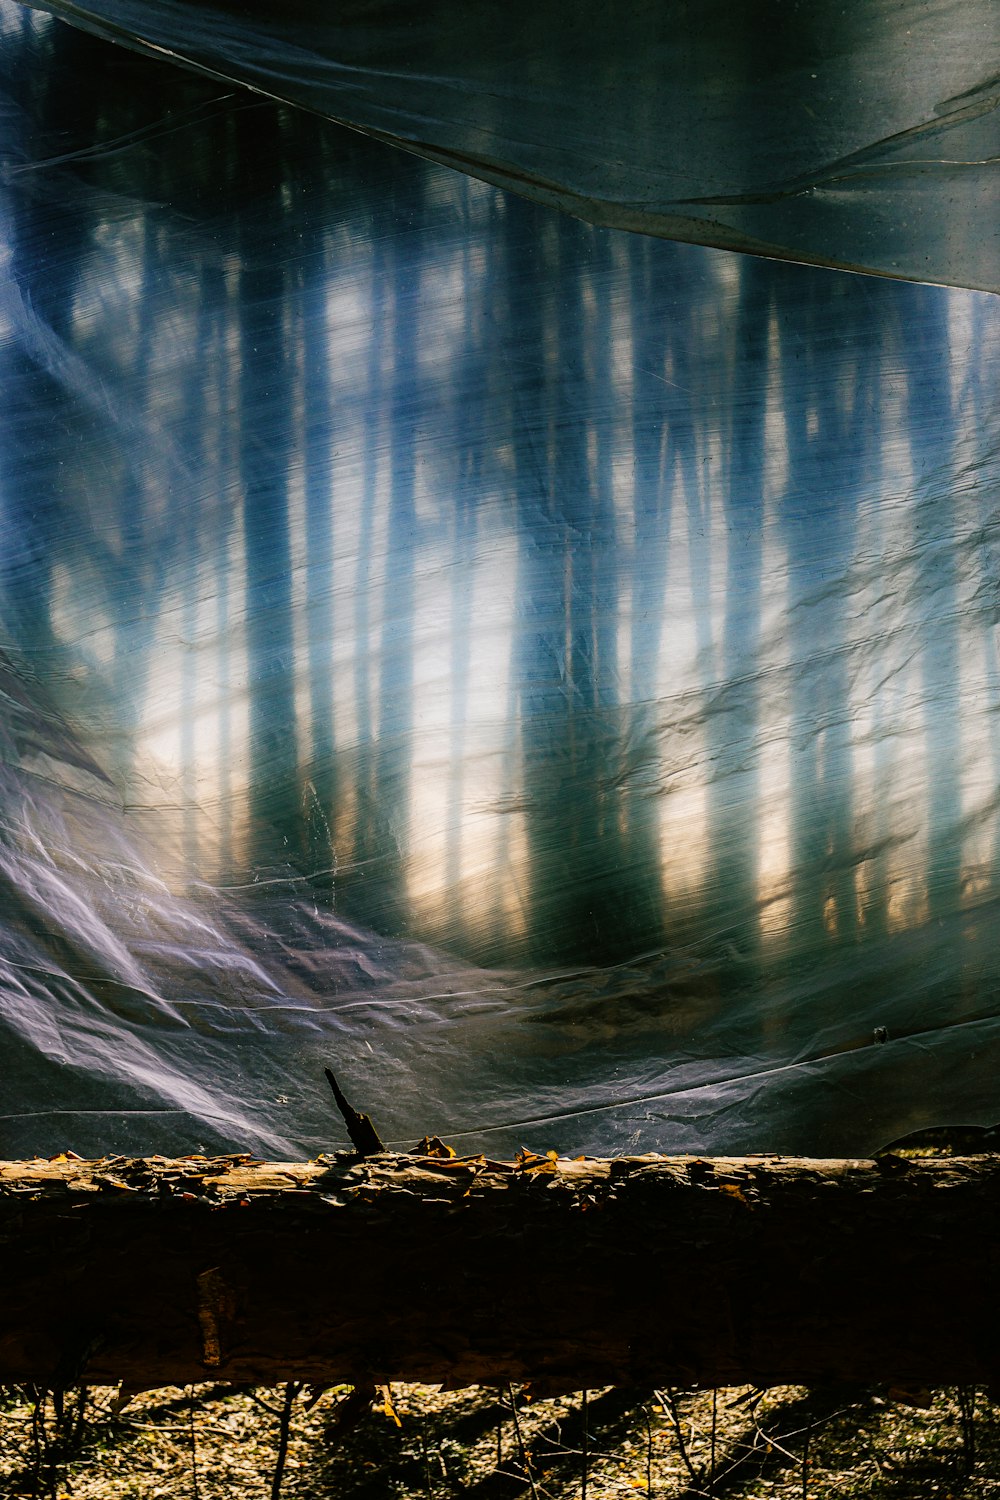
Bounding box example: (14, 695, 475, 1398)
(515, 1148, 557, 1174)
(379, 1385, 402, 1427)
(414, 1135, 456, 1159)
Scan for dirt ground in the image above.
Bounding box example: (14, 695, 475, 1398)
(2, 1380, 1000, 1499)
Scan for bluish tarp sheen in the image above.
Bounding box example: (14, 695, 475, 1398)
(1, 7, 1000, 1159)
(20, 0, 1000, 293)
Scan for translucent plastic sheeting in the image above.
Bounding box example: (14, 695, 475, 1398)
(21, 0, 1000, 293)
(2, 8, 1000, 1161)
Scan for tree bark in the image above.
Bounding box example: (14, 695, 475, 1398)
(1, 1151, 997, 1391)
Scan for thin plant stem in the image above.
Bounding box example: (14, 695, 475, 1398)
(270, 1382, 302, 1500)
(958, 1386, 976, 1473)
(420, 1418, 433, 1499)
(187, 1386, 200, 1500)
(72, 1386, 89, 1447)
(657, 1389, 701, 1489)
(29, 1389, 45, 1500)
(710, 1389, 717, 1497)
(506, 1383, 539, 1500)
(581, 1388, 589, 1500)
(249, 1390, 288, 1418)
(31, 1390, 58, 1500)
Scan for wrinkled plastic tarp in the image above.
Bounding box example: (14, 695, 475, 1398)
(22, 0, 1000, 292)
(1, 6, 1000, 1160)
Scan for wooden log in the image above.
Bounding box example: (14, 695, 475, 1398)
(1, 1151, 998, 1391)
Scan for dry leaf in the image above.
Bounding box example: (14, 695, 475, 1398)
(515, 1148, 558, 1174)
(414, 1135, 457, 1158)
(379, 1385, 402, 1427)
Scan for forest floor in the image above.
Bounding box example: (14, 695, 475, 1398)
(2, 1379, 1000, 1500)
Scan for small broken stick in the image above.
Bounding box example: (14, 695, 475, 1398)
(324, 1068, 385, 1157)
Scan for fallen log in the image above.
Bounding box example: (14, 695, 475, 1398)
(1, 1151, 998, 1391)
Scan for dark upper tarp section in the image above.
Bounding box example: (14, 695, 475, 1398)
(21, 0, 1000, 292)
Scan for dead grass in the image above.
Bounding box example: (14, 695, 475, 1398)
(2, 1381, 999, 1499)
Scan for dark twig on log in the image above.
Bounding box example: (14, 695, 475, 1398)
(323, 1069, 385, 1157)
(2, 1153, 1000, 1391)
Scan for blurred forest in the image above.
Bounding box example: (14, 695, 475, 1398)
(1, 3, 1000, 1158)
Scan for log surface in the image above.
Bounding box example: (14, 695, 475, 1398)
(1, 1151, 998, 1390)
